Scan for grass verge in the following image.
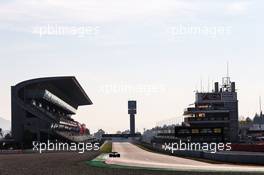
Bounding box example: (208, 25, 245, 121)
(100, 141, 112, 153)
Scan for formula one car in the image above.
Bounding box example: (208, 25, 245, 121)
(109, 152, 121, 158)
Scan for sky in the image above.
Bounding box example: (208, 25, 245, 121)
(0, 0, 263, 133)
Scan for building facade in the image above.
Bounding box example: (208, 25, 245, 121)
(149, 76, 239, 144)
(176, 77, 239, 143)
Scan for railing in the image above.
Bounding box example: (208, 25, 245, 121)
(184, 107, 229, 114)
(55, 131, 95, 142)
(185, 117, 229, 122)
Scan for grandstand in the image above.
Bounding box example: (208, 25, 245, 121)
(11, 76, 94, 147)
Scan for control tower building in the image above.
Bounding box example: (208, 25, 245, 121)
(128, 101, 137, 135)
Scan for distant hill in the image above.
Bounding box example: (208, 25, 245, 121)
(0, 117, 11, 131)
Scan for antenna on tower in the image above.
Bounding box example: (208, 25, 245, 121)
(208, 76, 210, 92)
(200, 77, 203, 92)
(227, 61, 229, 78)
(222, 62, 231, 92)
(260, 96, 263, 116)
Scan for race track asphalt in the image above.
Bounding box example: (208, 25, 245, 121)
(105, 142, 264, 173)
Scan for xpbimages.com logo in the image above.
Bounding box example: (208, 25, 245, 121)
(162, 140, 232, 154)
(32, 140, 100, 153)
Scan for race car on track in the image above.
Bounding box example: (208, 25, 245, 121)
(109, 152, 120, 158)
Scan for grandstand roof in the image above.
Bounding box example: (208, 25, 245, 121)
(14, 76, 92, 106)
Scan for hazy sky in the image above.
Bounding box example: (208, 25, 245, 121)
(0, 0, 262, 133)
